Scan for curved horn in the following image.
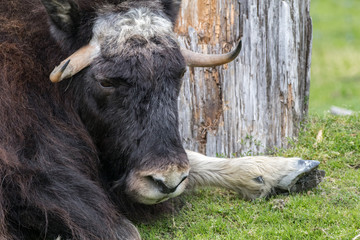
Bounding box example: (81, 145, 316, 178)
(181, 40, 242, 67)
(50, 44, 100, 83)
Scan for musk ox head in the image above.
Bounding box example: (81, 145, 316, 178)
(42, 0, 241, 205)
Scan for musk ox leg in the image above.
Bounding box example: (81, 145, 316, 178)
(2, 169, 140, 240)
(51, 217, 140, 240)
(185, 150, 325, 200)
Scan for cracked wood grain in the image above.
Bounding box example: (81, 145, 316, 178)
(176, 0, 312, 156)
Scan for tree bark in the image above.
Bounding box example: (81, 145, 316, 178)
(175, 0, 312, 156)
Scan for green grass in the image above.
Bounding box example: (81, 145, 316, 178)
(137, 114, 360, 239)
(310, 0, 360, 114)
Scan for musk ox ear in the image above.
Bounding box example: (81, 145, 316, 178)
(160, 0, 182, 24)
(41, 0, 80, 36)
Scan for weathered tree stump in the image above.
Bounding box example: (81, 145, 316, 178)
(176, 0, 312, 156)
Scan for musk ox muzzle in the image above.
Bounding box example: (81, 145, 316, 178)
(125, 163, 190, 204)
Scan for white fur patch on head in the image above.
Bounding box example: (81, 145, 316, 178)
(92, 7, 176, 57)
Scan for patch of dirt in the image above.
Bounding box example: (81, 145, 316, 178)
(270, 198, 288, 211)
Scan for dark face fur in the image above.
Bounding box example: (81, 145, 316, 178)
(45, 1, 190, 204)
(77, 25, 190, 204)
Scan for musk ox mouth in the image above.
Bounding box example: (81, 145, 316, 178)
(137, 196, 170, 205)
(124, 167, 190, 205)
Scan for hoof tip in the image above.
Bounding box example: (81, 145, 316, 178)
(277, 160, 323, 191)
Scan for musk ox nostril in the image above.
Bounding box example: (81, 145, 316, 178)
(148, 175, 188, 194)
(153, 178, 177, 194)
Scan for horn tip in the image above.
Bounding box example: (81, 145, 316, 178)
(49, 59, 71, 83)
(49, 72, 62, 83)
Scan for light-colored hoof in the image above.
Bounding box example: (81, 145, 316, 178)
(275, 160, 325, 194)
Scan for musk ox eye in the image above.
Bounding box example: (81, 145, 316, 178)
(99, 79, 115, 88)
(97, 77, 131, 90)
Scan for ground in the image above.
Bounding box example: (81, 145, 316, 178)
(138, 115, 360, 239)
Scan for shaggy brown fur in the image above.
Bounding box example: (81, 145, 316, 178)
(0, 0, 190, 238)
(0, 1, 141, 239)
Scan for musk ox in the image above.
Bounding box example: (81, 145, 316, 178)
(0, 0, 324, 239)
